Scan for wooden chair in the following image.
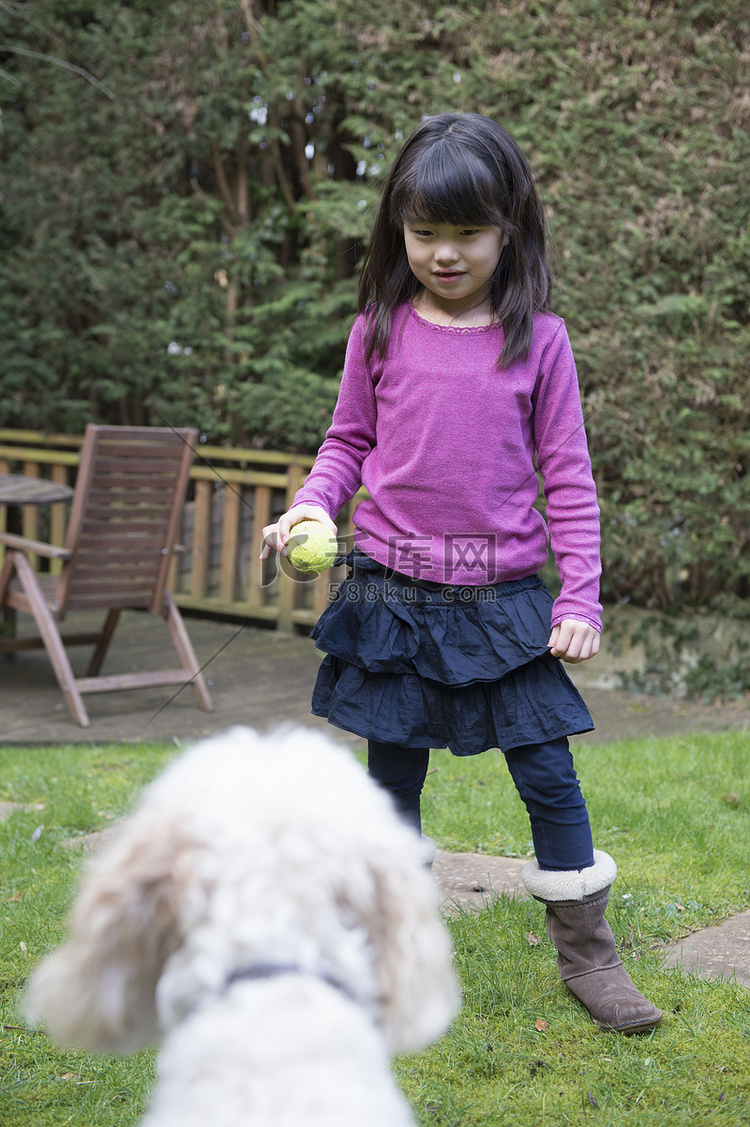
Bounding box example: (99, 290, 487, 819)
(0, 425, 213, 727)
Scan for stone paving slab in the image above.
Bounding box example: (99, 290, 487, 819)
(661, 911, 750, 987)
(432, 851, 528, 911)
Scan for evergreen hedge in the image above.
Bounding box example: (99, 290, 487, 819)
(1, 1, 748, 615)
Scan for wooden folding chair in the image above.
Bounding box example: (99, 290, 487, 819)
(0, 425, 213, 727)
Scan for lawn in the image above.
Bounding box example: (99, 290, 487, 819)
(1, 732, 749, 1126)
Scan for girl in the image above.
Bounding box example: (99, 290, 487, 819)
(262, 113, 661, 1034)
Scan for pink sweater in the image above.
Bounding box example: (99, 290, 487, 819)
(294, 304, 602, 631)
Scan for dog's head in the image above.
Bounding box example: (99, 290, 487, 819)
(26, 726, 459, 1055)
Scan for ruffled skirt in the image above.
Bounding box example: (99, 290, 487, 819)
(311, 552, 593, 756)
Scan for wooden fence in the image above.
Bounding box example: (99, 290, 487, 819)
(0, 429, 360, 632)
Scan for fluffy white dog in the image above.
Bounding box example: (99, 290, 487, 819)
(26, 726, 459, 1127)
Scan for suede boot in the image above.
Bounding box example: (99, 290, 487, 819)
(522, 850, 662, 1034)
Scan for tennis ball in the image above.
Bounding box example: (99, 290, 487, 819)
(287, 520, 338, 574)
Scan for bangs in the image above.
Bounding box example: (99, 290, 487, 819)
(392, 143, 506, 229)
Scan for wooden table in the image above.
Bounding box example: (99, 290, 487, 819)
(0, 473, 74, 505)
(0, 474, 74, 641)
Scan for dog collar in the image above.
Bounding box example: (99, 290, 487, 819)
(225, 963, 354, 1001)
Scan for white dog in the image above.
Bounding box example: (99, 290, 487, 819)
(26, 726, 459, 1127)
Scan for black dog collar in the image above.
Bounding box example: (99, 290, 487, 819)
(225, 963, 354, 1001)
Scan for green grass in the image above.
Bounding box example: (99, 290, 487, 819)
(2, 734, 750, 1125)
(0, 743, 173, 1126)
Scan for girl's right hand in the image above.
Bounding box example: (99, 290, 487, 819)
(260, 504, 338, 559)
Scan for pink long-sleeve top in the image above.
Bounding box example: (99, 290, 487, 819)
(294, 304, 602, 631)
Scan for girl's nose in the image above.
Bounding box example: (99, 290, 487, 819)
(434, 241, 459, 264)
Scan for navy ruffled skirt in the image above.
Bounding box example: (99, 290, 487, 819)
(311, 551, 593, 756)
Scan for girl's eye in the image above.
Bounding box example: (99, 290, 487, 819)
(459, 229, 481, 237)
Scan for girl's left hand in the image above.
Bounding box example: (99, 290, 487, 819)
(548, 619, 600, 663)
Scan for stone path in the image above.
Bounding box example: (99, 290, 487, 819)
(431, 849, 750, 989)
(4, 808, 748, 990)
(433, 851, 528, 911)
(661, 911, 750, 988)
(2, 610, 749, 987)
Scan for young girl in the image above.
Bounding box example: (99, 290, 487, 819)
(261, 113, 661, 1035)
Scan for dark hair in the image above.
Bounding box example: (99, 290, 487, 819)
(357, 113, 551, 368)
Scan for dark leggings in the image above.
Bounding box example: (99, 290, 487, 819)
(367, 736, 594, 872)
(367, 741, 430, 835)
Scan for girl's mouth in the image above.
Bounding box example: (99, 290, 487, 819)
(434, 270, 464, 280)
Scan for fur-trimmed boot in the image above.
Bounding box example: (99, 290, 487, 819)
(522, 850, 662, 1034)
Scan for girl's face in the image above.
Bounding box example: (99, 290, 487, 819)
(403, 221, 506, 320)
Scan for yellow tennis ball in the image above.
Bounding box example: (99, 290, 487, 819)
(287, 520, 338, 574)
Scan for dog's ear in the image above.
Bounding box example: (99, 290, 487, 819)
(25, 815, 194, 1053)
(360, 845, 460, 1054)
